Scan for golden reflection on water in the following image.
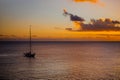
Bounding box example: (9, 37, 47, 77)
(0, 42, 120, 80)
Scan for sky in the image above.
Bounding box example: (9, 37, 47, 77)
(0, 0, 120, 41)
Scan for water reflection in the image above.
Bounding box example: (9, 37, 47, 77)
(0, 42, 120, 79)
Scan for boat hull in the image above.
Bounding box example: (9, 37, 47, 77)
(24, 52, 35, 58)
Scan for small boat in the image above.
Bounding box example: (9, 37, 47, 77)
(24, 25, 35, 58)
(24, 51, 35, 57)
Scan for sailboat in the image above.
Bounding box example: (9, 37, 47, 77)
(24, 25, 35, 58)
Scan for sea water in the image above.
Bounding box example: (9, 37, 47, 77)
(0, 41, 120, 80)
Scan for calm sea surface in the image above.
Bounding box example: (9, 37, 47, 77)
(0, 41, 120, 80)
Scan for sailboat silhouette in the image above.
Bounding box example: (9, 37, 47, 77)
(24, 25, 35, 58)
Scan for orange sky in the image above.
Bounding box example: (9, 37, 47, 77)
(0, 0, 120, 41)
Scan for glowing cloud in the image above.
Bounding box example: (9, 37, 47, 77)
(72, 0, 105, 6)
(73, 21, 82, 30)
(73, 0, 98, 3)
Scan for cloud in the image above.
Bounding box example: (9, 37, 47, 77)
(0, 34, 18, 41)
(72, 0, 105, 6)
(63, 9, 85, 22)
(66, 18, 120, 31)
(70, 15, 85, 21)
(54, 27, 64, 30)
(91, 18, 120, 26)
(63, 9, 85, 30)
(0, 35, 8, 37)
(73, 0, 98, 3)
(63, 9, 120, 31)
(63, 10, 120, 31)
(112, 20, 120, 24)
(0, 34, 17, 38)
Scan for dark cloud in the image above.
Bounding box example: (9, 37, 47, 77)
(32, 35, 38, 38)
(0, 34, 17, 38)
(0, 34, 18, 41)
(64, 14, 120, 31)
(0, 35, 8, 37)
(63, 9, 85, 22)
(112, 20, 120, 24)
(65, 28, 73, 31)
(70, 15, 85, 21)
(89, 18, 120, 26)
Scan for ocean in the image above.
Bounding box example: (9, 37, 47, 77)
(0, 41, 120, 80)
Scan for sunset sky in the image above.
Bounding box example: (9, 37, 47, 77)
(0, 0, 120, 41)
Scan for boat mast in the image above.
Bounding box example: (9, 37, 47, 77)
(29, 25, 32, 53)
